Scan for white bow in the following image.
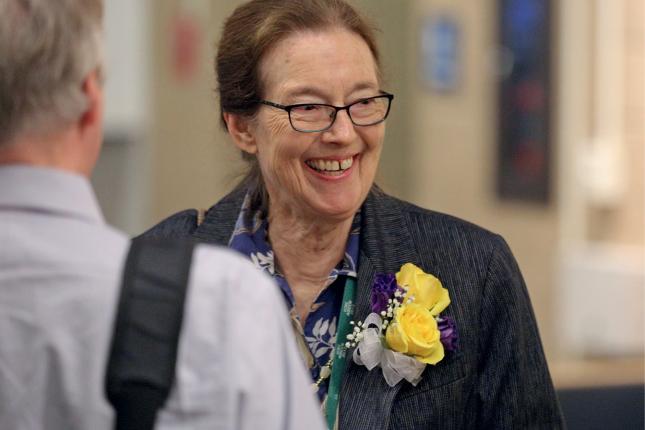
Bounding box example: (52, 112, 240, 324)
(352, 313, 426, 387)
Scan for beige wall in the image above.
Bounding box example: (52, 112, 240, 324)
(149, 2, 244, 219)
(596, 0, 644, 246)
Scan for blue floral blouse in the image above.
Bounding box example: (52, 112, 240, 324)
(228, 194, 360, 401)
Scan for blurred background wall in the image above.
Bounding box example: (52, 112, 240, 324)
(96, 0, 644, 388)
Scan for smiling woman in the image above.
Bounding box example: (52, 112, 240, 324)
(141, 0, 564, 428)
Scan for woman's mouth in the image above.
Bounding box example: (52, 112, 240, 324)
(305, 156, 354, 176)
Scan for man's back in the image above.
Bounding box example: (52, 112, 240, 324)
(0, 166, 127, 428)
(0, 166, 324, 429)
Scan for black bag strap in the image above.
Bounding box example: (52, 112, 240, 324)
(105, 237, 195, 430)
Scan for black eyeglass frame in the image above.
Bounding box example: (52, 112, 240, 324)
(257, 92, 394, 133)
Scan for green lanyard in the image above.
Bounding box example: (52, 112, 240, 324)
(325, 277, 357, 429)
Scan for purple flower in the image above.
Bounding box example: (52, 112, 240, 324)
(370, 273, 398, 314)
(438, 316, 459, 352)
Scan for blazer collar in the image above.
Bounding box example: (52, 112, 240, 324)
(193, 187, 420, 279)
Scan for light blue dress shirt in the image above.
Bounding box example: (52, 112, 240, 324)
(0, 165, 325, 430)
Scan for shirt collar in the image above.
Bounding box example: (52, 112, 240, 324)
(0, 165, 104, 224)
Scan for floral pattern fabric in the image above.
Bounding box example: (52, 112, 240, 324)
(228, 194, 360, 401)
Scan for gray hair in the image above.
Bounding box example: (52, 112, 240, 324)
(0, 0, 104, 146)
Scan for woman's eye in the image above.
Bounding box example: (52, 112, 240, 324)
(353, 99, 375, 109)
(293, 104, 321, 113)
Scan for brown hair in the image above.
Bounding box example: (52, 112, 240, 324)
(215, 0, 381, 212)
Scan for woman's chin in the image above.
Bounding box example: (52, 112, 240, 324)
(306, 195, 364, 223)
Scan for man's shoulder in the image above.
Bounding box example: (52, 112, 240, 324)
(185, 244, 285, 339)
(189, 244, 275, 297)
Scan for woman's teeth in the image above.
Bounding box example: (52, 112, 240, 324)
(306, 157, 354, 174)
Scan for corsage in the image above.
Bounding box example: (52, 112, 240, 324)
(346, 263, 458, 387)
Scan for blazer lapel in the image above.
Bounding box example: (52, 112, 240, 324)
(338, 190, 421, 430)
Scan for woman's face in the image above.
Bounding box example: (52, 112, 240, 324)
(244, 28, 385, 223)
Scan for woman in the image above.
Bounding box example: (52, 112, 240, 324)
(143, 0, 564, 428)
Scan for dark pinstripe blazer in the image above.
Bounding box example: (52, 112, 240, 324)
(142, 187, 564, 429)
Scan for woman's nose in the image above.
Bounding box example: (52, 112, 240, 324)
(323, 109, 356, 143)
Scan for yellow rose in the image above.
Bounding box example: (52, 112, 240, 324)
(396, 263, 450, 316)
(385, 303, 445, 364)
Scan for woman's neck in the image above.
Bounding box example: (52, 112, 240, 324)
(267, 204, 353, 322)
(268, 207, 353, 283)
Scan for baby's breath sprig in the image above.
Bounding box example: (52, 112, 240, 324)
(345, 285, 411, 346)
(345, 320, 365, 348)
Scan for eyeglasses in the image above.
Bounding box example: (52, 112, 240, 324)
(257, 93, 394, 133)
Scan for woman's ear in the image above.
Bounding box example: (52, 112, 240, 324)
(224, 112, 258, 155)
